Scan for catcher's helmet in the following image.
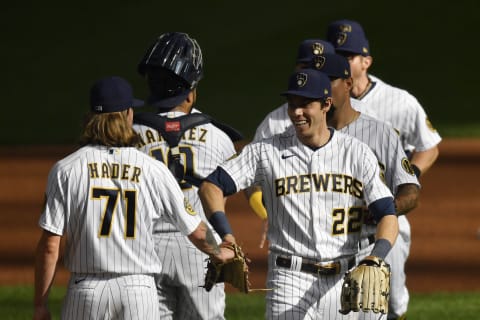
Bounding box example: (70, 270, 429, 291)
(138, 32, 203, 89)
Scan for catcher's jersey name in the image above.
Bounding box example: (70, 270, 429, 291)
(88, 162, 142, 183)
(275, 173, 363, 198)
(136, 127, 208, 147)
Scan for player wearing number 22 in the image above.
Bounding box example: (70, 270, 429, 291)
(33, 76, 233, 320)
(199, 69, 399, 319)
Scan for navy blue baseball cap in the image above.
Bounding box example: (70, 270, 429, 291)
(90, 76, 144, 113)
(296, 39, 335, 63)
(326, 19, 370, 56)
(281, 69, 331, 99)
(306, 53, 351, 79)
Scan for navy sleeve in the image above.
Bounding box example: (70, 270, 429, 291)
(204, 167, 238, 196)
(368, 197, 396, 222)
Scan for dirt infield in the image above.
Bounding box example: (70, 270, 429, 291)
(1, 139, 480, 293)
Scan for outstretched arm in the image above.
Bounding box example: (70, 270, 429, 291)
(199, 180, 236, 244)
(188, 221, 234, 263)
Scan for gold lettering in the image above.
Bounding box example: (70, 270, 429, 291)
(199, 128, 207, 142)
(343, 175, 353, 194)
(131, 167, 141, 183)
(146, 130, 156, 144)
(188, 128, 196, 140)
(111, 163, 119, 179)
(101, 163, 109, 178)
(332, 174, 343, 192)
(286, 176, 298, 194)
(275, 178, 285, 196)
(299, 174, 311, 193)
(88, 163, 99, 178)
(352, 179, 363, 198)
(312, 173, 330, 191)
(121, 164, 131, 180)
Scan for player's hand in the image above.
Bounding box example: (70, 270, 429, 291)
(212, 245, 236, 263)
(259, 219, 269, 248)
(222, 234, 236, 245)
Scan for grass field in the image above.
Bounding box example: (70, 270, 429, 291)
(3, 286, 479, 319)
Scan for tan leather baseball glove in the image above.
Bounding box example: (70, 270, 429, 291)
(203, 242, 251, 293)
(339, 255, 391, 315)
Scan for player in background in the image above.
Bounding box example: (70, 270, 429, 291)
(324, 53, 420, 319)
(199, 69, 399, 319)
(133, 32, 238, 319)
(327, 19, 441, 320)
(33, 76, 233, 320)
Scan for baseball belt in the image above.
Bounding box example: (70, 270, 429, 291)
(276, 256, 355, 275)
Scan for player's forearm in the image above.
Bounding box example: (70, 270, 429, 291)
(34, 232, 60, 308)
(188, 221, 221, 256)
(375, 215, 399, 246)
(410, 146, 439, 175)
(198, 181, 226, 217)
(394, 184, 420, 215)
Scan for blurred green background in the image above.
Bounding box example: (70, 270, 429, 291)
(1, 0, 476, 145)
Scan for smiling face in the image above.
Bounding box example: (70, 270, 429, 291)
(287, 95, 332, 147)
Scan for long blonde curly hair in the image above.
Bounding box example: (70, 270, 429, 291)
(80, 109, 140, 147)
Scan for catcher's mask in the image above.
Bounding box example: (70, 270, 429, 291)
(138, 32, 203, 90)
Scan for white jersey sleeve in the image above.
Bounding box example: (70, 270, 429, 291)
(340, 113, 420, 194)
(360, 74, 442, 152)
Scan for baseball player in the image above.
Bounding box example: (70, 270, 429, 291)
(199, 69, 399, 319)
(33, 76, 233, 320)
(249, 39, 376, 248)
(327, 19, 442, 320)
(133, 32, 237, 319)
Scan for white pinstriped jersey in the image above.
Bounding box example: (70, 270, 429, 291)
(221, 128, 393, 261)
(340, 113, 419, 195)
(340, 113, 420, 244)
(133, 108, 236, 233)
(352, 74, 442, 152)
(253, 99, 376, 142)
(38, 145, 201, 274)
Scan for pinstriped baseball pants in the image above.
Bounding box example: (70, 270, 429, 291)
(61, 273, 159, 320)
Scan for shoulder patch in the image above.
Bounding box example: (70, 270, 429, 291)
(401, 157, 415, 176)
(184, 198, 197, 216)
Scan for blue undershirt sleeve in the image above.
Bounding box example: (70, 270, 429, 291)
(204, 167, 238, 196)
(368, 197, 396, 223)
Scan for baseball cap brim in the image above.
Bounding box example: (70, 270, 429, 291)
(336, 47, 367, 57)
(280, 90, 323, 99)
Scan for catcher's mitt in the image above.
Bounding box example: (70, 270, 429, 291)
(203, 242, 251, 293)
(339, 255, 391, 315)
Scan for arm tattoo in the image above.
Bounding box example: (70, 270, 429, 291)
(206, 227, 221, 255)
(395, 184, 420, 215)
